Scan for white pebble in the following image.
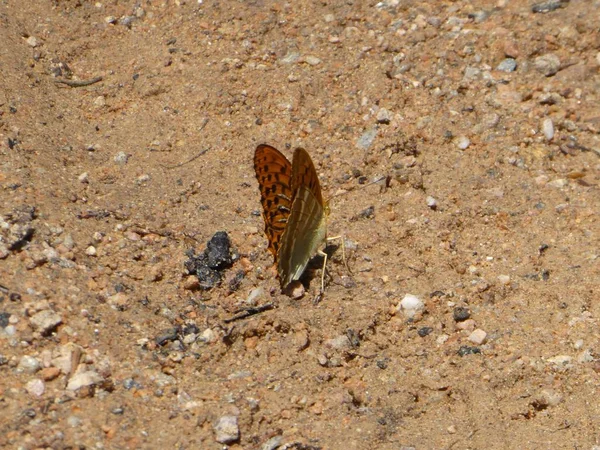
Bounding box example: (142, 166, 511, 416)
(113, 151, 129, 165)
(26, 379, 45, 397)
(18, 355, 41, 374)
(456, 136, 470, 150)
(397, 294, 424, 318)
(547, 178, 568, 188)
(85, 245, 97, 256)
(468, 329, 487, 345)
(214, 415, 239, 444)
(426, 196, 438, 209)
(26, 36, 38, 47)
(78, 172, 89, 183)
(542, 118, 554, 140)
(497, 274, 510, 285)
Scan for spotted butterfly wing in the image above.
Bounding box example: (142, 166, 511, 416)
(254, 145, 328, 289)
(254, 144, 294, 259)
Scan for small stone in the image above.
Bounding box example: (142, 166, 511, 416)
(26, 379, 45, 397)
(214, 415, 239, 444)
(18, 355, 41, 374)
(376, 108, 391, 124)
(533, 54, 561, 77)
(547, 355, 572, 370)
(426, 196, 438, 210)
(397, 294, 424, 319)
(453, 307, 471, 322)
(261, 435, 283, 450)
(456, 318, 476, 332)
(40, 367, 61, 381)
(547, 179, 568, 188)
(325, 335, 352, 350)
(356, 127, 378, 150)
(246, 287, 264, 305)
(114, 151, 129, 165)
(497, 58, 517, 72)
(66, 370, 104, 391)
(30, 310, 62, 335)
(468, 329, 487, 345)
(497, 274, 510, 285)
(93, 96, 106, 107)
(287, 281, 305, 299)
(303, 55, 322, 66)
(105, 16, 117, 24)
(199, 328, 216, 343)
(26, 36, 38, 47)
(85, 245, 97, 256)
(456, 136, 470, 150)
(532, 0, 567, 13)
(541, 118, 554, 140)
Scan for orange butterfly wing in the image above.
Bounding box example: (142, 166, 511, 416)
(254, 144, 293, 258)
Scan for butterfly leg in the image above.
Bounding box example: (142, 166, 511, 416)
(326, 235, 352, 275)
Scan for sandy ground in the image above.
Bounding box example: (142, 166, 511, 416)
(1, 0, 600, 448)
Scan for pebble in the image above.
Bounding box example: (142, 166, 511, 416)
(533, 54, 561, 77)
(78, 172, 89, 183)
(214, 415, 239, 444)
(18, 355, 41, 373)
(546, 178, 568, 188)
(397, 294, 424, 318)
(468, 329, 487, 345)
(547, 355, 572, 370)
(85, 245, 97, 256)
(453, 307, 471, 322)
(456, 136, 470, 150)
(497, 274, 510, 285)
(93, 96, 106, 107)
(356, 127, 378, 150)
(246, 287, 264, 305)
(113, 151, 129, 165)
(26, 36, 38, 47)
(199, 328, 216, 343)
(303, 55, 322, 66)
(497, 58, 517, 72)
(67, 370, 104, 391)
(376, 108, 391, 124)
(26, 379, 45, 397)
(532, 0, 567, 13)
(541, 118, 554, 140)
(325, 335, 352, 350)
(426, 196, 438, 210)
(261, 435, 283, 450)
(30, 310, 62, 335)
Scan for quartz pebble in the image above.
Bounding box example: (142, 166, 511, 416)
(30, 310, 62, 335)
(397, 294, 424, 318)
(468, 329, 487, 345)
(26, 379, 45, 397)
(214, 415, 239, 444)
(541, 118, 554, 140)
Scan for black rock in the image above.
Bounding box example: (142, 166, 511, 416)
(453, 307, 471, 322)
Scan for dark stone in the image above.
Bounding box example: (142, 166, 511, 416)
(0, 312, 10, 328)
(418, 327, 433, 337)
(453, 307, 471, 322)
(155, 327, 179, 346)
(458, 346, 481, 356)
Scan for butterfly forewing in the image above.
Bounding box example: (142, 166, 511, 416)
(277, 148, 327, 287)
(254, 144, 293, 257)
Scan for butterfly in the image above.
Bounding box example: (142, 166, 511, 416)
(254, 144, 336, 293)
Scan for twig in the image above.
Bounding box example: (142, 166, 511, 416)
(162, 147, 209, 169)
(54, 76, 103, 87)
(224, 303, 274, 323)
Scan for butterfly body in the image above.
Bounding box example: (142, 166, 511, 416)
(254, 144, 328, 289)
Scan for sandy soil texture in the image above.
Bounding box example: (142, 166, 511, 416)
(1, 0, 599, 448)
